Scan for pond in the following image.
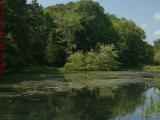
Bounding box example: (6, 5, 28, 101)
(0, 71, 160, 120)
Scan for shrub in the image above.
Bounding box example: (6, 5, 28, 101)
(64, 45, 119, 71)
(64, 51, 86, 70)
(96, 45, 119, 70)
(85, 51, 98, 70)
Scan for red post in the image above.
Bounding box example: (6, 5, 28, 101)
(0, 0, 5, 76)
(1, 0, 4, 17)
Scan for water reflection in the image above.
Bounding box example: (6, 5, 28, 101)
(0, 83, 156, 120)
(1, 71, 160, 120)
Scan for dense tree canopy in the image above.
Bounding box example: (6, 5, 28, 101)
(109, 15, 153, 67)
(45, 0, 117, 52)
(5, 0, 59, 72)
(4, 0, 154, 73)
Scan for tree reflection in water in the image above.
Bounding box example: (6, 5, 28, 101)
(0, 83, 148, 120)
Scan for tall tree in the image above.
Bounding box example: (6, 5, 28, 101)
(5, 0, 28, 71)
(45, 0, 117, 52)
(110, 15, 153, 67)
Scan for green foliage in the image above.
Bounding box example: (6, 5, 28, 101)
(154, 39, 160, 64)
(45, 0, 117, 52)
(85, 51, 98, 70)
(26, 1, 52, 65)
(143, 66, 160, 71)
(5, 33, 22, 72)
(96, 45, 119, 70)
(4, 0, 154, 73)
(64, 45, 119, 71)
(154, 50, 160, 64)
(154, 39, 160, 51)
(45, 32, 55, 64)
(5, 0, 61, 72)
(64, 51, 86, 71)
(5, 0, 29, 72)
(143, 42, 154, 65)
(110, 15, 154, 67)
(45, 31, 66, 66)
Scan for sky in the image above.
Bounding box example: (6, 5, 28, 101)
(27, 0, 160, 44)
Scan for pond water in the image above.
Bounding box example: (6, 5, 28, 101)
(0, 71, 160, 120)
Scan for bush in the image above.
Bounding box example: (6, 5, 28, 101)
(64, 51, 86, 70)
(64, 45, 119, 71)
(96, 45, 119, 70)
(85, 51, 98, 70)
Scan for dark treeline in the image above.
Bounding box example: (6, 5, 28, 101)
(4, 0, 154, 72)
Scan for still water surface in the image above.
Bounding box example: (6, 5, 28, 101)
(0, 71, 160, 120)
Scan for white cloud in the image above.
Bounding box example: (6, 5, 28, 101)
(154, 12, 160, 21)
(154, 30, 160, 38)
(141, 24, 147, 29)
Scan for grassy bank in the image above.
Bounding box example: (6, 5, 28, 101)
(1, 65, 160, 82)
(143, 65, 160, 71)
(0, 66, 64, 82)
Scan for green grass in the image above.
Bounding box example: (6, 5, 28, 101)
(0, 66, 64, 82)
(143, 65, 160, 71)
